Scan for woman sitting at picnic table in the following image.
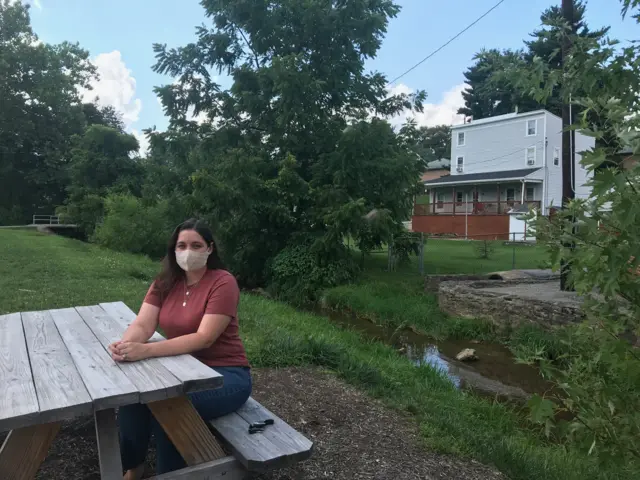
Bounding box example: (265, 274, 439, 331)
(108, 218, 252, 479)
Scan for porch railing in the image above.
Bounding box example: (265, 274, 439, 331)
(413, 200, 541, 216)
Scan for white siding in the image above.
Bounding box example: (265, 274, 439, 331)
(544, 113, 563, 210)
(574, 132, 594, 200)
(450, 113, 546, 176)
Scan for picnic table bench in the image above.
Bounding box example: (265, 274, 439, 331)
(0, 301, 313, 480)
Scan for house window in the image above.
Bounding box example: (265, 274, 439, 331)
(506, 188, 516, 202)
(456, 191, 464, 205)
(526, 119, 537, 136)
(553, 147, 560, 166)
(526, 186, 535, 201)
(436, 192, 445, 208)
(526, 146, 536, 166)
(456, 156, 464, 172)
(457, 132, 465, 146)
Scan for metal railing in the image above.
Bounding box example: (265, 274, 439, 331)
(414, 200, 541, 216)
(32, 215, 60, 225)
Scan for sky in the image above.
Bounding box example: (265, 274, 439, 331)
(22, 0, 639, 154)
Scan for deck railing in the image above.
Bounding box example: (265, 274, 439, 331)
(413, 201, 541, 216)
(32, 215, 60, 225)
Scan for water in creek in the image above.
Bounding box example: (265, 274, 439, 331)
(323, 309, 551, 401)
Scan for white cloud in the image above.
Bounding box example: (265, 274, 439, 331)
(82, 51, 142, 127)
(131, 129, 150, 157)
(387, 83, 467, 128)
(82, 51, 145, 154)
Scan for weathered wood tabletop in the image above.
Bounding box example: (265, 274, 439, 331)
(0, 301, 227, 480)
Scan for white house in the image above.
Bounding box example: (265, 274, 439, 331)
(412, 109, 595, 239)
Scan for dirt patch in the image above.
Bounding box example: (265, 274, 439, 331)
(2, 367, 503, 480)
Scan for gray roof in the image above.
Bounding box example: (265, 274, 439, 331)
(425, 158, 450, 170)
(424, 168, 541, 186)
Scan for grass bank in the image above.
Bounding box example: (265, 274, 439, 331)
(0, 229, 633, 479)
(323, 240, 549, 340)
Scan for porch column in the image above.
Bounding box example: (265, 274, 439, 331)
(474, 185, 478, 214)
(432, 188, 436, 214)
(452, 187, 456, 214)
(496, 184, 500, 214)
(521, 181, 526, 203)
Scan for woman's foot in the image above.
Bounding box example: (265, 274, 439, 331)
(123, 464, 145, 480)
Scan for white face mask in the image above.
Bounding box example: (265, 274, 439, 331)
(175, 249, 210, 272)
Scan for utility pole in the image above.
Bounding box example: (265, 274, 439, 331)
(560, 0, 575, 291)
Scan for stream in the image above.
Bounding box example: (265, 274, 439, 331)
(323, 309, 550, 401)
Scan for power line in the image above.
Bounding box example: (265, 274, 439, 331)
(387, 0, 508, 86)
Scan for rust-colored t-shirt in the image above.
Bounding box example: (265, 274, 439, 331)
(143, 269, 249, 368)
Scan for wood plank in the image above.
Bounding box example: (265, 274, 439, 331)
(49, 308, 139, 410)
(94, 409, 123, 480)
(235, 398, 313, 456)
(77, 305, 182, 403)
(0, 313, 39, 432)
(0, 421, 61, 480)
(99, 302, 223, 392)
(209, 398, 313, 473)
(148, 395, 227, 466)
(209, 414, 280, 472)
(150, 456, 245, 480)
(21, 311, 93, 424)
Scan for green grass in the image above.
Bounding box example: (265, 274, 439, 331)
(323, 240, 550, 340)
(0, 229, 635, 479)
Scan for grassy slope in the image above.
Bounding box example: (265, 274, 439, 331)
(323, 240, 549, 339)
(0, 230, 631, 480)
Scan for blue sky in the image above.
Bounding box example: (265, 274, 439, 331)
(25, 0, 638, 152)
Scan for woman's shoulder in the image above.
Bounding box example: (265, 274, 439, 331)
(206, 269, 238, 286)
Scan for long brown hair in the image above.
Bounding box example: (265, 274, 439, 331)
(154, 218, 225, 298)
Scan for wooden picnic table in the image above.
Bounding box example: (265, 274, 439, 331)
(0, 301, 229, 480)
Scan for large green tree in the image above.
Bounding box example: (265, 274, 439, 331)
(412, 124, 451, 163)
(458, 49, 538, 119)
(459, 0, 608, 120)
(151, 0, 425, 288)
(510, 0, 640, 467)
(59, 125, 141, 234)
(0, 1, 95, 224)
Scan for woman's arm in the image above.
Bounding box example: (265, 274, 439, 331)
(108, 303, 159, 360)
(111, 313, 231, 362)
(121, 302, 160, 342)
(146, 313, 232, 358)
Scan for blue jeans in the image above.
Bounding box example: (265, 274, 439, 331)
(118, 366, 252, 475)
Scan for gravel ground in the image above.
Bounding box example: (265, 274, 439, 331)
(1, 367, 505, 480)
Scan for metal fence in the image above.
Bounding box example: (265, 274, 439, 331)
(384, 232, 540, 274)
(32, 215, 60, 225)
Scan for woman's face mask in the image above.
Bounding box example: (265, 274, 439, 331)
(175, 249, 210, 271)
(175, 229, 212, 271)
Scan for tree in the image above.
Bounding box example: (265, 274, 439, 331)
(510, 0, 640, 467)
(151, 0, 425, 288)
(0, 1, 95, 224)
(459, 0, 608, 120)
(413, 124, 451, 163)
(58, 125, 142, 234)
(522, 0, 610, 117)
(458, 49, 538, 119)
(81, 103, 126, 132)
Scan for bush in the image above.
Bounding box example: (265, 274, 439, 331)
(268, 237, 359, 305)
(92, 194, 180, 258)
(473, 239, 495, 259)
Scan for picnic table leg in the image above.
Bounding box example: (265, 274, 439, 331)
(94, 408, 123, 480)
(0, 422, 61, 480)
(148, 395, 226, 466)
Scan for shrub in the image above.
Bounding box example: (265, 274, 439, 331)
(92, 194, 178, 258)
(473, 239, 495, 259)
(268, 237, 359, 305)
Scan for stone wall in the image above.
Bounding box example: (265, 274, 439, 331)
(438, 279, 584, 329)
